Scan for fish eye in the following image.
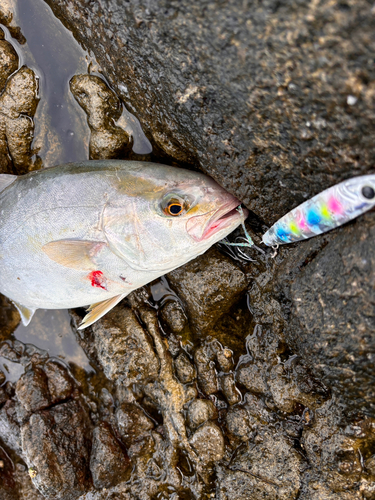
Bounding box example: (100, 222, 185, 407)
(362, 186, 375, 200)
(167, 202, 183, 216)
(160, 194, 190, 217)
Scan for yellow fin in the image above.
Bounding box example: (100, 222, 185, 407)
(12, 301, 36, 326)
(78, 293, 127, 330)
(42, 240, 106, 270)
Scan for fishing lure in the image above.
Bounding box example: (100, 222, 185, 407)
(262, 175, 375, 247)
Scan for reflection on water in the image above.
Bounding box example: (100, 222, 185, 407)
(12, 0, 90, 166)
(14, 309, 93, 372)
(0, 356, 25, 383)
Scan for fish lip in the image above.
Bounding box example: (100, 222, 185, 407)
(189, 199, 247, 242)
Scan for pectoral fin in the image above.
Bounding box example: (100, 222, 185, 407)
(42, 240, 107, 271)
(78, 293, 127, 330)
(12, 301, 36, 326)
(0, 174, 17, 193)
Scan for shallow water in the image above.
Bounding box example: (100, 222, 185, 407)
(14, 309, 93, 372)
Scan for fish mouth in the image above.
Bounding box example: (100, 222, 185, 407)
(187, 199, 248, 242)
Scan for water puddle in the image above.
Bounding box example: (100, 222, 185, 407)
(0, 356, 25, 383)
(14, 309, 93, 372)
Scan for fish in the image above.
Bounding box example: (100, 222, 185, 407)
(262, 175, 375, 247)
(0, 160, 247, 329)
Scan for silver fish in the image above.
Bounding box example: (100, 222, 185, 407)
(0, 160, 247, 328)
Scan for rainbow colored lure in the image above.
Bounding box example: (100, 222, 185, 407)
(262, 175, 375, 247)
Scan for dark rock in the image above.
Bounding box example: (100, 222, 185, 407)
(194, 346, 218, 395)
(186, 399, 217, 430)
(0, 38, 18, 93)
(43, 361, 74, 404)
(173, 352, 195, 384)
(115, 402, 154, 448)
(70, 74, 131, 160)
(0, 66, 39, 174)
(276, 213, 375, 415)
(168, 247, 248, 334)
(216, 428, 302, 500)
(237, 361, 269, 395)
(90, 422, 130, 489)
(220, 372, 241, 406)
(21, 399, 92, 500)
(16, 366, 51, 414)
(189, 422, 224, 466)
(226, 406, 257, 442)
(0, 295, 20, 341)
(0, 400, 22, 456)
(44, 0, 374, 224)
(159, 300, 187, 334)
(72, 305, 160, 387)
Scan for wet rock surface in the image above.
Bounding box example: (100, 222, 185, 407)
(0, 35, 40, 175)
(0, 0, 374, 498)
(44, 0, 375, 223)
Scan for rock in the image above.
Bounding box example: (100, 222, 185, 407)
(115, 402, 154, 448)
(44, 0, 374, 223)
(186, 399, 217, 430)
(21, 399, 92, 500)
(194, 345, 218, 395)
(216, 428, 302, 500)
(16, 367, 51, 414)
(220, 372, 241, 406)
(43, 360, 74, 404)
(173, 352, 195, 384)
(0, 400, 22, 456)
(276, 213, 375, 416)
(237, 361, 269, 395)
(90, 422, 130, 489)
(70, 74, 131, 160)
(189, 422, 224, 465)
(0, 294, 20, 340)
(168, 248, 248, 334)
(159, 300, 187, 334)
(267, 358, 329, 413)
(226, 406, 257, 442)
(0, 66, 39, 174)
(0, 37, 18, 93)
(216, 348, 234, 373)
(72, 305, 160, 387)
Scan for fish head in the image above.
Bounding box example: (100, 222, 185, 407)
(103, 165, 248, 272)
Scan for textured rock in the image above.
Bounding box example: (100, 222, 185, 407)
(70, 74, 131, 160)
(186, 399, 217, 430)
(21, 399, 92, 500)
(115, 402, 154, 447)
(173, 351, 195, 384)
(275, 213, 375, 415)
(43, 0, 375, 224)
(189, 422, 224, 466)
(16, 367, 51, 413)
(0, 66, 39, 174)
(90, 422, 130, 489)
(168, 247, 248, 334)
(216, 428, 302, 500)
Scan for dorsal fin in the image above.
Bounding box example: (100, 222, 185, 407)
(0, 174, 17, 193)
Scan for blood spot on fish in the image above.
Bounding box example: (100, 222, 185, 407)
(88, 270, 107, 290)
